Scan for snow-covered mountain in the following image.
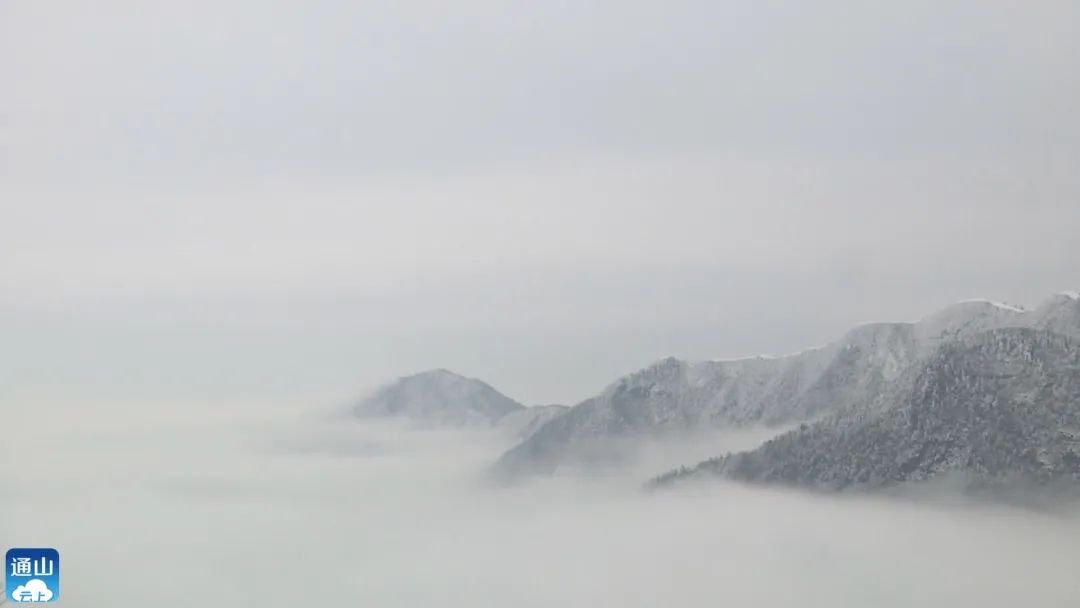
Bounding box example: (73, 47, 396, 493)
(653, 327, 1080, 494)
(354, 369, 525, 427)
(494, 292, 1080, 479)
(1027, 291, 1080, 338)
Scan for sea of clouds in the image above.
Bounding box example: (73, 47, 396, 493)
(3, 395, 1079, 607)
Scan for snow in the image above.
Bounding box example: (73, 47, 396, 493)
(1058, 291, 1080, 301)
(955, 299, 1027, 313)
(498, 289, 1080, 480)
(703, 354, 780, 362)
(709, 354, 780, 363)
(708, 344, 828, 364)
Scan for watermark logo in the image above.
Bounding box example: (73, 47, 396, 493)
(5, 549, 59, 603)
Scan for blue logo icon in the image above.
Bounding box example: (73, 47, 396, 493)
(5, 549, 59, 603)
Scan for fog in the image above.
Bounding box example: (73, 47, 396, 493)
(4, 2, 1080, 603)
(4, 395, 1078, 607)
(4, 0, 1080, 404)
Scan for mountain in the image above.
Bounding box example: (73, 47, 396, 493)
(653, 328, 1080, 494)
(1027, 291, 1080, 338)
(354, 369, 525, 427)
(494, 292, 1080, 479)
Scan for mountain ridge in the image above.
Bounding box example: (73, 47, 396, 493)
(493, 292, 1080, 480)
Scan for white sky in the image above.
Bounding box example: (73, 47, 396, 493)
(2, 0, 1078, 405)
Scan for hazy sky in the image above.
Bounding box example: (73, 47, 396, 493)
(3, 1, 1079, 405)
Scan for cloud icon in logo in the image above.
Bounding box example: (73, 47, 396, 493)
(11, 579, 54, 602)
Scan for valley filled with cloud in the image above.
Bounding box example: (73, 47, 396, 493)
(5, 395, 1078, 607)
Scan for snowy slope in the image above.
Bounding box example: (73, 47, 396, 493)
(494, 291, 1080, 479)
(655, 328, 1080, 493)
(1026, 292, 1080, 339)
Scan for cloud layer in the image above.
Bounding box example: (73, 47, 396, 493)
(3, 398, 1079, 607)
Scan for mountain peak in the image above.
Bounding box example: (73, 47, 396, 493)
(403, 368, 472, 383)
(355, 370, 524, 427)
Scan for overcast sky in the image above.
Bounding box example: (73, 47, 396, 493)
(2, 0, 1078, 406)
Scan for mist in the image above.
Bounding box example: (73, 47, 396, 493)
(4, 1, 1080, 604)
(4, 396, 1078, 607)
(4, 0, 1080, 405)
